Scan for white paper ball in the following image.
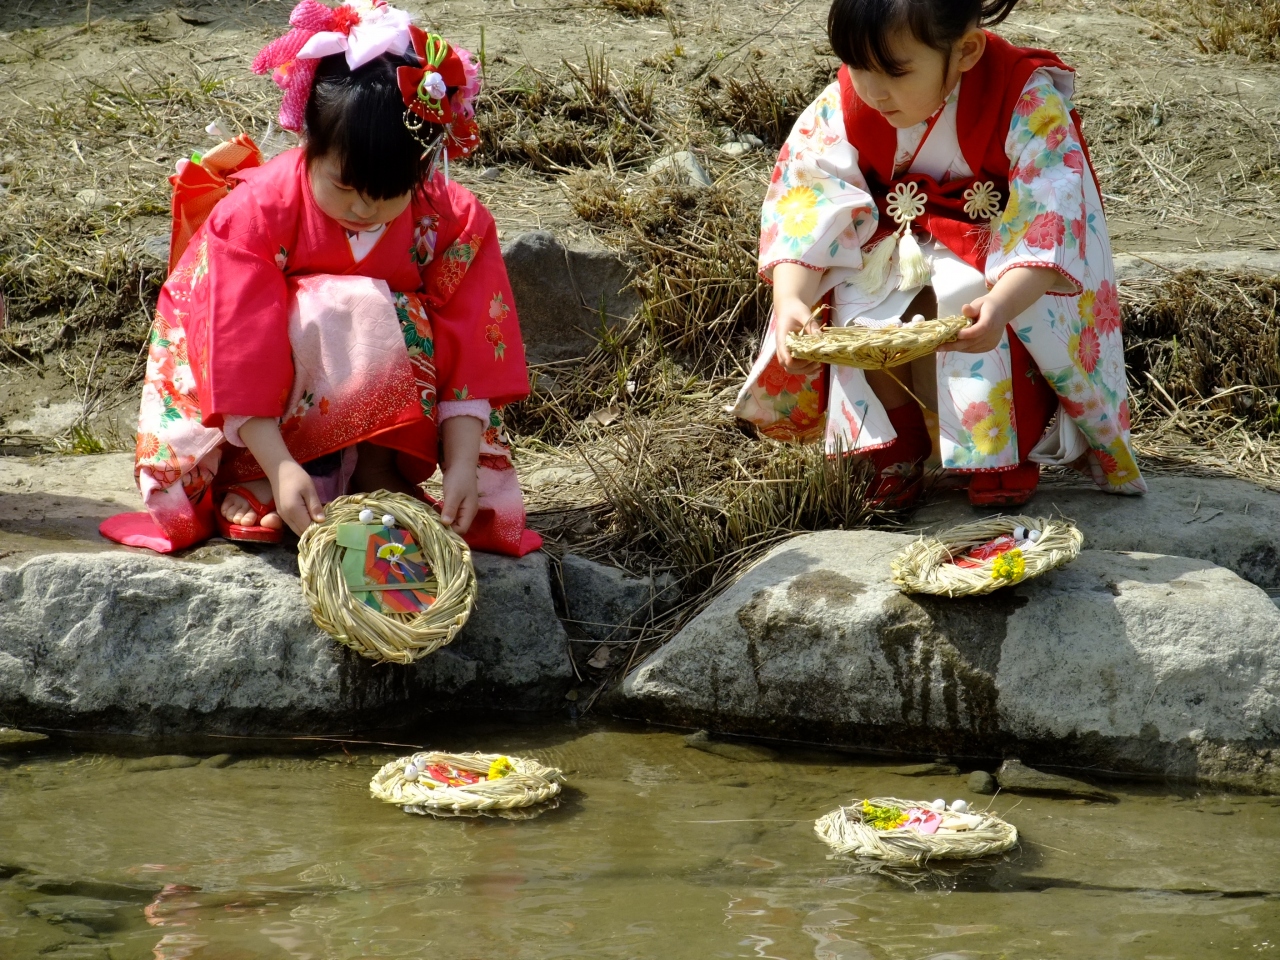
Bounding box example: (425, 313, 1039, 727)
(358, 508, 375, 524)
(950, 799, 969, 813)
(929, 798, 945, 812)
(382, 514, 396, 527)
(403, 763, 420, 781)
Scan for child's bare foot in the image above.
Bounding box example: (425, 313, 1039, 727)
(351, 442, 418, 496)
(221, 479, 284, 530)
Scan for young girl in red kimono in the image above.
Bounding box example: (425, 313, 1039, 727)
(101, 0, 542, 557)
(734, 0, 1145, 506)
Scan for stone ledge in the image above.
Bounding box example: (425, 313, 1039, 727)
(619, 530, 1280, 791)
(0, 546, 573, 735)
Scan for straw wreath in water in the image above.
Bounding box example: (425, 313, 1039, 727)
(370, 751, 565, 814)
(815, 797, 1018, 865)
(891, 515, 1083, 597)
(297, 491, 476, 665)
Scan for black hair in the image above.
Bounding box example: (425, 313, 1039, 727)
(304, 51, 443, 200)
(828, 0, 1020, 76)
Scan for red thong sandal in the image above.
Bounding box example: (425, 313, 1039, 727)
(216, 484, 285, 544)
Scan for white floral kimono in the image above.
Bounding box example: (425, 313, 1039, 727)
(734, 62, 1146, 494)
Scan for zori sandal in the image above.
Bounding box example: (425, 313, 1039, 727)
(216, 484, 285, 544)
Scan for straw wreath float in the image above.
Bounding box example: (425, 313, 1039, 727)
(815, 797, 1018, 865)
(370, 751, 565, 816)
(788, 314, 970, 370)
(297, 490, 477, 664)
(891, 515, 1083, 597)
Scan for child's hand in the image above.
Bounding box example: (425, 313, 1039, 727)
(774, 296, 824, 374)
(271, 459, 326, 536)
(771, 261, 825, 374)
(440, 463, 479, 534)
(440, 413, 484, 535)
(946, 266, 1061, 355)
(950, 295, 1011, 355)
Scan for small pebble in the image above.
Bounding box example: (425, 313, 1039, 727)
(382, 514, 396, 527)
(967, 770, 997, 794)
(359, 508, 374, 524)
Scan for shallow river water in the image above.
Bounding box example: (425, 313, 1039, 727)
(2, 719, 1278, 960)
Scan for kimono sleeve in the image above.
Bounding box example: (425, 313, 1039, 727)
(188, 183, 292, 428)
(759, 81, 879, 282)
(986, 70, 1087, 296)
(421, 181, 530, 408)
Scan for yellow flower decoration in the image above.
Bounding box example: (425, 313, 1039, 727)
(862, 799, 907, 830)
(487, 756, 515, 780)
(963, 180, 1003, 220)
(991, 548, 1026, 582)
(972, 413, 1011, 456)
(775, 186, 820, 238)
(988, 379, 1014, 418)
(1028, 102, 1067, 139)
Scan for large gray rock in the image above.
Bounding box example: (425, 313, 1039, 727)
(621, 530, 1280, 791)
(915, 475, 1280, 589)
(501, 231, 639, 363)
(0, 547, 572, 735)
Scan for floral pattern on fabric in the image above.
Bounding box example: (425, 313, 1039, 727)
(436, 233, 484, 300)
(758, 83, 878, 277)
(486, 291, 510, 360)
(396, 292, 438, 420)
(411, 214, 439, 266)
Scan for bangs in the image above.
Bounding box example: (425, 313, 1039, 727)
(828, 0, 921, 76)
(827, 0, 1020, 75)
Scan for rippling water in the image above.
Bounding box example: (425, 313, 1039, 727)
(1, 719, 1278, 959)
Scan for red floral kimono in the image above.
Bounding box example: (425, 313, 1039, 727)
(101, 147, 541, 556)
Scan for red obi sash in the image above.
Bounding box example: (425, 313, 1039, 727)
(838, 32, 1098, 273)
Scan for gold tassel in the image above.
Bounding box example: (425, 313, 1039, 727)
(853, 229, 898, 296)
(897, 229, 931, 291)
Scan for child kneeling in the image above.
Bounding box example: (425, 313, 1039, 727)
(102, 1, 540, 556)
(735, 0, 1145, 506)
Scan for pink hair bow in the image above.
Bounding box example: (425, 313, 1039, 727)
(252, 0, 414, 133)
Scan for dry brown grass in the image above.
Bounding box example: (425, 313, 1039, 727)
(1121, 0, 1280, 58)
(476, 51, 664, 173)
(1123, 272, 1280, 426)
(600, 0, 668, 16)
(0, 60, 275, 431)
(697, 63, 836, 147)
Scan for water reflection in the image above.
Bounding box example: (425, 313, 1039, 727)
(0, 721, 1278, 959)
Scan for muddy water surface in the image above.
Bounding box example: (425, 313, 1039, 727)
(1, 720, 1278, 959)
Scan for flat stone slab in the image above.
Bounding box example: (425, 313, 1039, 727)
(620, 530, 1280, 791)
(914, 475, 1280, 590)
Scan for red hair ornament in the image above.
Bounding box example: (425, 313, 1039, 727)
(397, 26, 482, 161)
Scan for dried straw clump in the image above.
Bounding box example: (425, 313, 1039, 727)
(370, 752, 565, 814)
(297, 491, 477, 664)
(1123, 271, 1280, 425)
(788, 315, 969, 370)
(586, 417, 875, 596)
(476, 51, 661, 173)
(815, 797, 1018, 864)
(601, 0, 668, 15)
(698, 63, 837, 146)
(891, 515, 1083, 597)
